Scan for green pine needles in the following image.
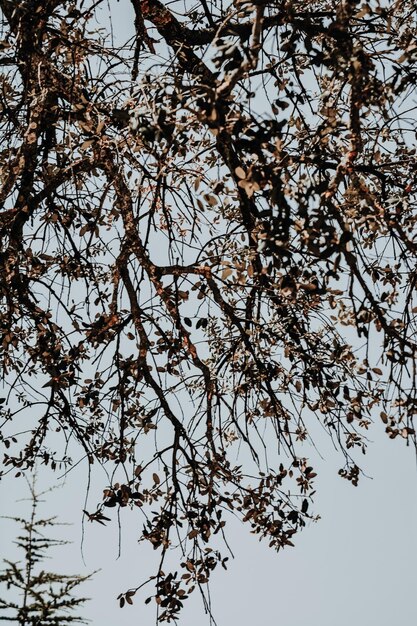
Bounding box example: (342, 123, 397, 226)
(0, 479, 93, 625)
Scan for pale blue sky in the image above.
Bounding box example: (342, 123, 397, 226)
(1, 2, 417, 625)
(2, 423, 417, 625)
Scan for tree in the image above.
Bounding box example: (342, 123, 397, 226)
(0, 478, 93, 624)
(0, 0, 416, 621)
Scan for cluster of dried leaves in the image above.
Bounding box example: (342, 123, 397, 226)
(0, 0, 416, 621)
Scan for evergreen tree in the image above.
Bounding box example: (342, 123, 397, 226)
(0, 479, 93, 625)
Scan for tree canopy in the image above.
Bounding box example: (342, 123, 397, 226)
(0, 0, 416, 621)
